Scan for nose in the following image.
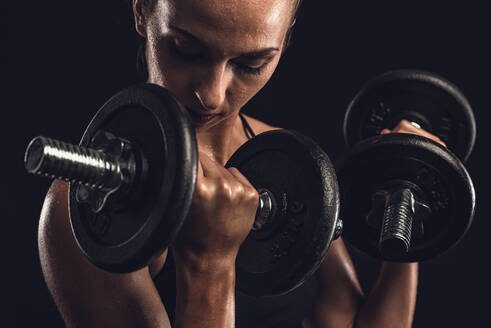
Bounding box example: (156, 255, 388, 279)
(194, 64, 230, 112)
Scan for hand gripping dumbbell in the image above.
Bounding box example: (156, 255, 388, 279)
(337, 70, 476, 261)
(25, 84, 342, 296)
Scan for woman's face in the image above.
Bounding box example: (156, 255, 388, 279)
(135, 0, 295, 129)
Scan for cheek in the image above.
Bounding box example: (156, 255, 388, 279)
(146, 36, 191, 97)
(227, 61, 280, 110)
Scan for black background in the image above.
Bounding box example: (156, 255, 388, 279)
(4, 1, 490, 327)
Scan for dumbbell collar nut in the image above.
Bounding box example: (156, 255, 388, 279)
(253, 189, 276, 231)
(75, 131, 138, 213)
(367, 180, 432, 259)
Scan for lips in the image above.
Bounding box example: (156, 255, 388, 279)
(187, 110, 220, 125)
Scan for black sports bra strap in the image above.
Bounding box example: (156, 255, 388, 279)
(239, 112, 256, 139)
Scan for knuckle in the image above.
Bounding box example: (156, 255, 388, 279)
(234, 183, 246, 197)
(232, 181, 249, 199)
(195, 180, 213, 198)
(216, 179, 233, 197)
(246, 186, 259, 202)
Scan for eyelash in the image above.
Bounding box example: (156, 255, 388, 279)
(234, 63, 264, 76)
(171, 44, 202, 61)
(171, 43, 266, 76)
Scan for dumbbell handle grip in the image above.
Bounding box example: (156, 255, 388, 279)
(24, 136, 275, 226)
(25, 136, 125, 191)
(379, 188, 414, 258)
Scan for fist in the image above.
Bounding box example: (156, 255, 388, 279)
(173, 151, 259, 265)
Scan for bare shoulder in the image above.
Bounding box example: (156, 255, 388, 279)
(241, 113, 282, 134)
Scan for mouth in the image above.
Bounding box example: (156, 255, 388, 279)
(187, 110, 220, 125)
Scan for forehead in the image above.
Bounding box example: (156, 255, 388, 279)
(153, 0, 294, 50)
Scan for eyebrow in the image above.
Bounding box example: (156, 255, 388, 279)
(169, 25, 280, 58)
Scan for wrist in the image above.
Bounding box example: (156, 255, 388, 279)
(173, 248, 236, 328)
(175, 260, 236, 298)
(381, 261, 418, 273)
(172, 245, 237, 275)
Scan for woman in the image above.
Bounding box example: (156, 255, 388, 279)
(38, 0, 444, 327)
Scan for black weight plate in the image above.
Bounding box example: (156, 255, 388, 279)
(336, 133, 475, 262)
(70, 84, 197, 272)
(344, 70, 476, 162)
(226, 129, 340, 296)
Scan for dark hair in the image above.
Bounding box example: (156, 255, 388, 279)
(135, 0, 303, 81)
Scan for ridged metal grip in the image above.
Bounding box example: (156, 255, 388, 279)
(25, 136, 123, 191)
(25, 135, 275, 221)
(253, 189, 275, 230)
(379, 188, 414, 259)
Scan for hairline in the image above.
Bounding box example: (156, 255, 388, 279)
(141, 0, 303, 21)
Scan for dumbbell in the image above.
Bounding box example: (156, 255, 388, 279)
(25, 84, 342, 296)
(337, 70, 476, 261)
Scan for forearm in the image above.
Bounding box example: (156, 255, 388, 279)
(355, 262, 418, 328)
(174, 253, 236, 328)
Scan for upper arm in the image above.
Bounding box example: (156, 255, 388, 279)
(303, 238, 364, 328)
(38, 180, 170, 328)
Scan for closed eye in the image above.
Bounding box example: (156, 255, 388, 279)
(232, 61, 269, 75)
(168, 25, 279, 76)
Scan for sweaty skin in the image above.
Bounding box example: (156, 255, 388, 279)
(37, 1, 440, 327)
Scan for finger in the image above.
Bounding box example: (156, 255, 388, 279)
(227, 167, 256, 190)
(196, 156, 204, 178)
(393, 120, 425, 133)
(392, 119, 429, 135)
(198, 152, 222, 178)
(380, 128, 392, 135)
(393, 120, 446, 147)
(199, 152, 237, 180)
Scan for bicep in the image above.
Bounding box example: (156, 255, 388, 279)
(38, 180, 170, 328)
(303, 238, 364, 328)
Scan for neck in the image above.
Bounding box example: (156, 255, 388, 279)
(195, 113, 247, 166)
